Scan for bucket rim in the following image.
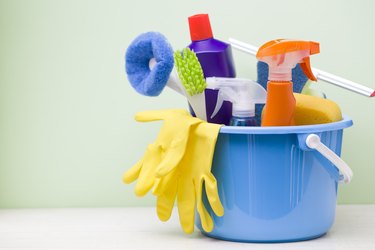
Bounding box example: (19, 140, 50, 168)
(219, 115, 353, 134)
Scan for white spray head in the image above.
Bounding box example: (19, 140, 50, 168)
(256, 39, 319, 82)
(206, 77, 267, 119)
(260, 50, 311, 82)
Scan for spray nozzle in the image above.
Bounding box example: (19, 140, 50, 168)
(206, 77, 267, 119)
(256, 39, 320, 82)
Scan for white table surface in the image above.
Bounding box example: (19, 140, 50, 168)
(0, 205, 374, 250)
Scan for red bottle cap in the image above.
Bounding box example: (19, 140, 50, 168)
(188, 14, 213, 41)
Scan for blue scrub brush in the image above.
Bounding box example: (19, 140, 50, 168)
(125, 32, 177, 96)
(125, 32, 207, 120)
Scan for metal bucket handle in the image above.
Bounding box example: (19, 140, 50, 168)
(298, 133, 353, 183)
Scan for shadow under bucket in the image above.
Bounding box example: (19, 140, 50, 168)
(196, 116, 353, 242)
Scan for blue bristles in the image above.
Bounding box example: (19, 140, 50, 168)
(257, 61, 308, 93)
(125, 32, 174, 96)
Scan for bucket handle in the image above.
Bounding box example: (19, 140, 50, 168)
(301, 134, 353, 183)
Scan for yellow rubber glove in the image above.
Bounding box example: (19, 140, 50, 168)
(153, 121, 224, 234)
(123, 109, 224, 234)
(123, 109, 202, 196)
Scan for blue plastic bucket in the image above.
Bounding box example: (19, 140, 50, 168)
(196, 116, 353, 242)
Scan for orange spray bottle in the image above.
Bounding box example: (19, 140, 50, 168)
(256, 40, 320, 126)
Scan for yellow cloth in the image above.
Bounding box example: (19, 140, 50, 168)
(123, 109, 224, 234)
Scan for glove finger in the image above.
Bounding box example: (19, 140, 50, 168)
(204, 173, 224, 217)
(123, 159, 143, 184)
(134, 145, 161, 196)
(152, 169, 176, 196)
(152, 178, 164, 196)
(155, 144, 186, 177)
(196, 179, 214, 232)
(156, 176, 178, 221)
(177, 179, 196, 234)
(135, 156, 159, 196)
(135, 170, 155, 196)
(135, 109, 188, 122)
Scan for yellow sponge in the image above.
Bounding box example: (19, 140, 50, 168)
(294, 93, 342, 125)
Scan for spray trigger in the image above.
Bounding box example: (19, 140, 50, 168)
(211, 87, 235, 119)
(300, 57, 317, 81)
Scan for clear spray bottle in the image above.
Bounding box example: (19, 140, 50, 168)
(206, 77, 267, 126)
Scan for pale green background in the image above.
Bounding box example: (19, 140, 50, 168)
(0, 0, 374, 208)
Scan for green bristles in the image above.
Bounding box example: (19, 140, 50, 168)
(174, 48, 206, 96)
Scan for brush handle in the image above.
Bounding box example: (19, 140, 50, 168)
(149, 58, 185, 96)
(312, 69, 374, 97)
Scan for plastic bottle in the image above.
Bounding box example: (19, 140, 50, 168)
(256, 39, 320, 126)
(206, 77, 267, 126)
(229, 116, 257, 126)
(187, 14, 236, 125)
(188, 14, 236, 78)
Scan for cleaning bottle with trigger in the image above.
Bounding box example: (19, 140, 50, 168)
(256, 39, 320, 126)
(206, 77, 267, 126)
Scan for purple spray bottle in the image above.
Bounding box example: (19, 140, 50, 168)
(187, 14, 236, 125)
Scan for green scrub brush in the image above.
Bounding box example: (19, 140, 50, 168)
(174, 48, 206, 96)
(174, 48, 207, 121)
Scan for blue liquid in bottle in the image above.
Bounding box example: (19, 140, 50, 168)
(229, 116, 257, 126)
